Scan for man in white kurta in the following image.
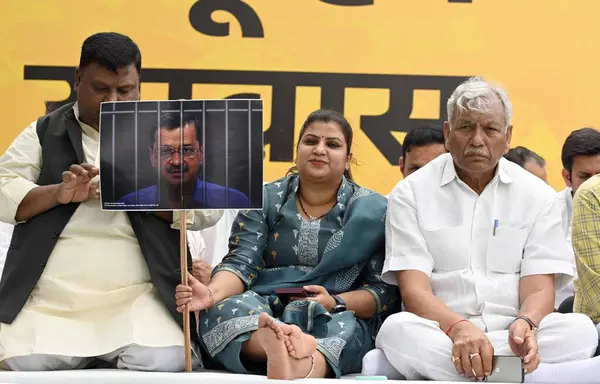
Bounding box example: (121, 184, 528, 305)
(0, 221, 12, 278)
(188, 209, 238, 284)
(0, 32, 222, 371)
(376, 77, 598, 382)
(555, 186, 575, 309)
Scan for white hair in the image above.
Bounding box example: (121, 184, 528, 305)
(446, 76, 513, 130)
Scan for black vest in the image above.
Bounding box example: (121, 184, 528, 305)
(0, 103, 198, 342)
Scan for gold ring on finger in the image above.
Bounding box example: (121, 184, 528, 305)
(451, 356, 461, 363)
(469, 352, 480, 360)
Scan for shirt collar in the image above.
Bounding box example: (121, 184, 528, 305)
(565, 186, 573, 213)
(439, 153, 513, 187)
(72, 102, 99, 140)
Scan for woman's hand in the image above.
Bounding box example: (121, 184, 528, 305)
(291, 285, 336, 312)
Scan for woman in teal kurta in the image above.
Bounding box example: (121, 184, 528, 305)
(176, 109, 398, 379)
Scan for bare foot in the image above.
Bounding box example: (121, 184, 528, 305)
(263, 313, 290, 340)
(261, 313, 318, 359)
(257, 313, 313, 380)
(281, 323, 318, 359)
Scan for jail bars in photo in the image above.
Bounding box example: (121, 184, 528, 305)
(98, 99, 264, 211)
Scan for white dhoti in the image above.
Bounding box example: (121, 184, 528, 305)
(1, 344, 195, 372)
(376, 312, 598, 381)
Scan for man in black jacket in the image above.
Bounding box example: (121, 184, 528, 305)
(0, 32, 222, 371)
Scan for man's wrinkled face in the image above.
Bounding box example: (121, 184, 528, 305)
(444, 96, 511, 176)
(151, 124, 203, 186)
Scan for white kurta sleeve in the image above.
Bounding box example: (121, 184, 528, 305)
(0, 121, 42, 224)
(200, 209, 238, 266)
(521, 193, 574, 289)
(187, 229, 206, 262)
(171, 210, 224, 231)
(382, 180, 435, 285)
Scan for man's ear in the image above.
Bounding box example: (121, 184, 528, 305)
(505, 125, 513, 153)
(150, 146, 158, 168)
(198, 145, 205, 164)
(443, 121, 451, 151)
(562, 168, 572, 187)
(399, 156, 406, 177)
(74, 67, 81, 91)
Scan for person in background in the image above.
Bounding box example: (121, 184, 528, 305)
(189, 210, 238, 285)
(0, 32, 222, 371)
(399, 125, 447, 178)
(504, 146, 547, 182)
(554, 128, 600, 313)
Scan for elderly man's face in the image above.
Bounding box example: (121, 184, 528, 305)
(444, 96, 511, 176)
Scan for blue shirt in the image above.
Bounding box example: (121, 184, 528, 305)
(118, 177, 250, 209)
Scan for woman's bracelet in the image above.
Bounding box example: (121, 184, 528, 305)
(206, 287, 215, 310)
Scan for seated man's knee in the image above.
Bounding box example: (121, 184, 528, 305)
(540, 313, 598, 360)
(118, 345, 186, 372)
(377, 312, 424, 348)
(556, 313, 597, 342)
(563, 314, 598, 353)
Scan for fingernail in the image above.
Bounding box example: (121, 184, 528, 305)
(485, 372, 491, 376)
(524, 369, 528, 374)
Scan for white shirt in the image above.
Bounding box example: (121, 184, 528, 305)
(188, 209, 238, 266)
(0, 221, 13, 279)
(383, 153, 573, 332)
(556, 187, 573, 243)
(554, 187, 576, 308)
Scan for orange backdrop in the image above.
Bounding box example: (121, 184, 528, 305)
(1, 0, 598, 193)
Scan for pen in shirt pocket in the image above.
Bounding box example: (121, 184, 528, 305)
(493, 219, 499, 236)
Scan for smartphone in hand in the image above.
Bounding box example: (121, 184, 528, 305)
(274, 288, 308, 306)
(486, 355, 524, 383)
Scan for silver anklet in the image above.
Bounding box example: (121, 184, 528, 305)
(303, 354, 315, 379)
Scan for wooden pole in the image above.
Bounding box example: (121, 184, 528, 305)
(180, 211, 192, 372)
